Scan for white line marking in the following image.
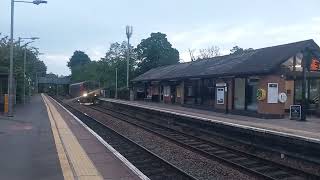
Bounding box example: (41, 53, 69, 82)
(101, 98, 320, 144)
(49, 96, 150, 180)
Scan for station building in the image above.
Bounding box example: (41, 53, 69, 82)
(131, 39, 320, 118)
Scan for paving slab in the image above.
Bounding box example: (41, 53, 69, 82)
(47, 95, 144, 180)
(0, 94, 63, 180)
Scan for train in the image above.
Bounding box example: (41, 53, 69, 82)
(69, 81, 101, 104)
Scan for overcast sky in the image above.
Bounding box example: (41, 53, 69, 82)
(1, 0, 319, 75)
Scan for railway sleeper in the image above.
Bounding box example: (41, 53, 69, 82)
(268, 171, 294, 179)
(229, 157, 248, 162)
(256, 166, 280, 173)
(219, 153, 239, 159)
(212, 150, 228, 155)
(143, 167, 169, 176)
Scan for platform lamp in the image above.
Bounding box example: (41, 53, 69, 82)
(8, 0, 47, 116)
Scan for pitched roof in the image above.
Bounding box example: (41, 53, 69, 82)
(133, 39, 320, 82)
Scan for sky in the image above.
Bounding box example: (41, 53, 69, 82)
(0, 0, 319, 75)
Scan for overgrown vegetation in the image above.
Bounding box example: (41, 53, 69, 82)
(67, 32, 180, 90)
(67, 31, 253, 92)
(0, 34, 47, 102)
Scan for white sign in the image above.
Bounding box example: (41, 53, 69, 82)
(216, 83, 226, 87)
(217, 88, 225, 104)
(267, 83, 278, 104)
(278, 93, 287, 103)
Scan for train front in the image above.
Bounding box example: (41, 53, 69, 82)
(78, 90, 100, 105)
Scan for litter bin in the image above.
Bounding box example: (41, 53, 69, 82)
(4, 94, 8, 113)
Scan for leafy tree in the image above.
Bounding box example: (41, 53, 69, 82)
(67, 51, 91, 69)
(68, 41, 136, 90)
(67, 51, 91, 81)
(100, 41, 136, 88)
(0, 33, 47, 102)
(230, 46, 254, 55)
(135, 32, 179, 75)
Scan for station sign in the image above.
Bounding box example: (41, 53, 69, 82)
(310, 57, 320, 71)
(290, 105, 301, 120)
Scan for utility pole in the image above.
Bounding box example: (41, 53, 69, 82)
(21, 40, 37, 104)
(115, 68, 118, 99)
(301, 48, 311, 121)
(126, 25, 133, 89)
(23, 47, 27, 104)
(8, 0, 15, 116)
(35, 73, 38, 93)
(8, 0, 46, 116)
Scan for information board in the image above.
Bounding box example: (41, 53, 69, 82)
(216, 88, 225, 104)
(267, 83, 278, 104)
(290, 105, 301, 120)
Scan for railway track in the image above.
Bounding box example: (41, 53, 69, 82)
(55, 98, 197, 180)
(88, 104, 320, 180)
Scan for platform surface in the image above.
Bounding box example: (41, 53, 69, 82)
(0, 95, 144, 180)
(100, 98, 320, 142)
(0, 94, 64, 180)
(44, 95, 143, 180)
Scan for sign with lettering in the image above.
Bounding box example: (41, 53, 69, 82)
(216, 88, 225, 104)
(290, 105, 301, 120)
(310, 57, 320, 71)
(278, 93, 287, 103)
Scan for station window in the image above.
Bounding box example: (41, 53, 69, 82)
(295, 79, 320, 109)
(234, 78, 246, 110)
(202, 79, 215, 105)
(187, 86, 193, 96)
(309, 79, 319, 108)
(246, 78, 259, 111)
(281, 53, 303, 72)
(164, 86, 170, 96)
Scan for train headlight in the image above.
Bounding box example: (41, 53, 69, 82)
(83, 93, 88, 97)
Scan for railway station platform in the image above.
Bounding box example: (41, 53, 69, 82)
(0, 94, 145, 180)
(99, 98, 320, 143)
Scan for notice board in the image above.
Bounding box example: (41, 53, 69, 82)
(267, 83, 278, 104)
(216, 88, 225, 104)
(290, 105, 301, 120)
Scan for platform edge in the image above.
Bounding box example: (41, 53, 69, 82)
(49, 96, 150, 180)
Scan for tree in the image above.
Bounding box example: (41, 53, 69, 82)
(188, 49, 196, 62)
(100, 41, 136, 88)
(135, 32, 179, 75)
(67, 51, 91, 69)
(0, 33, 47, 102)
(198, 46, 221, 59)
(67, 51, 91, 81)
(68, 41, 136, 90)
(230, 46, 254, 55)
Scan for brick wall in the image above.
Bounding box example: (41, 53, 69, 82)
(257, 75, 285, 115)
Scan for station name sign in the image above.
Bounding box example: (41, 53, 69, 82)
(310, 57, 320, 71)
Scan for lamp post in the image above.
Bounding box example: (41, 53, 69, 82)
(115, 68, 118, 99)
(8, 0, 47, 116)
(125, 25, 133, 89)
(21, 38, 39, 104)
(301, 48, 312, 121)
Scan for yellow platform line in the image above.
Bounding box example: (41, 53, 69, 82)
(42, 94, 103, 180)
